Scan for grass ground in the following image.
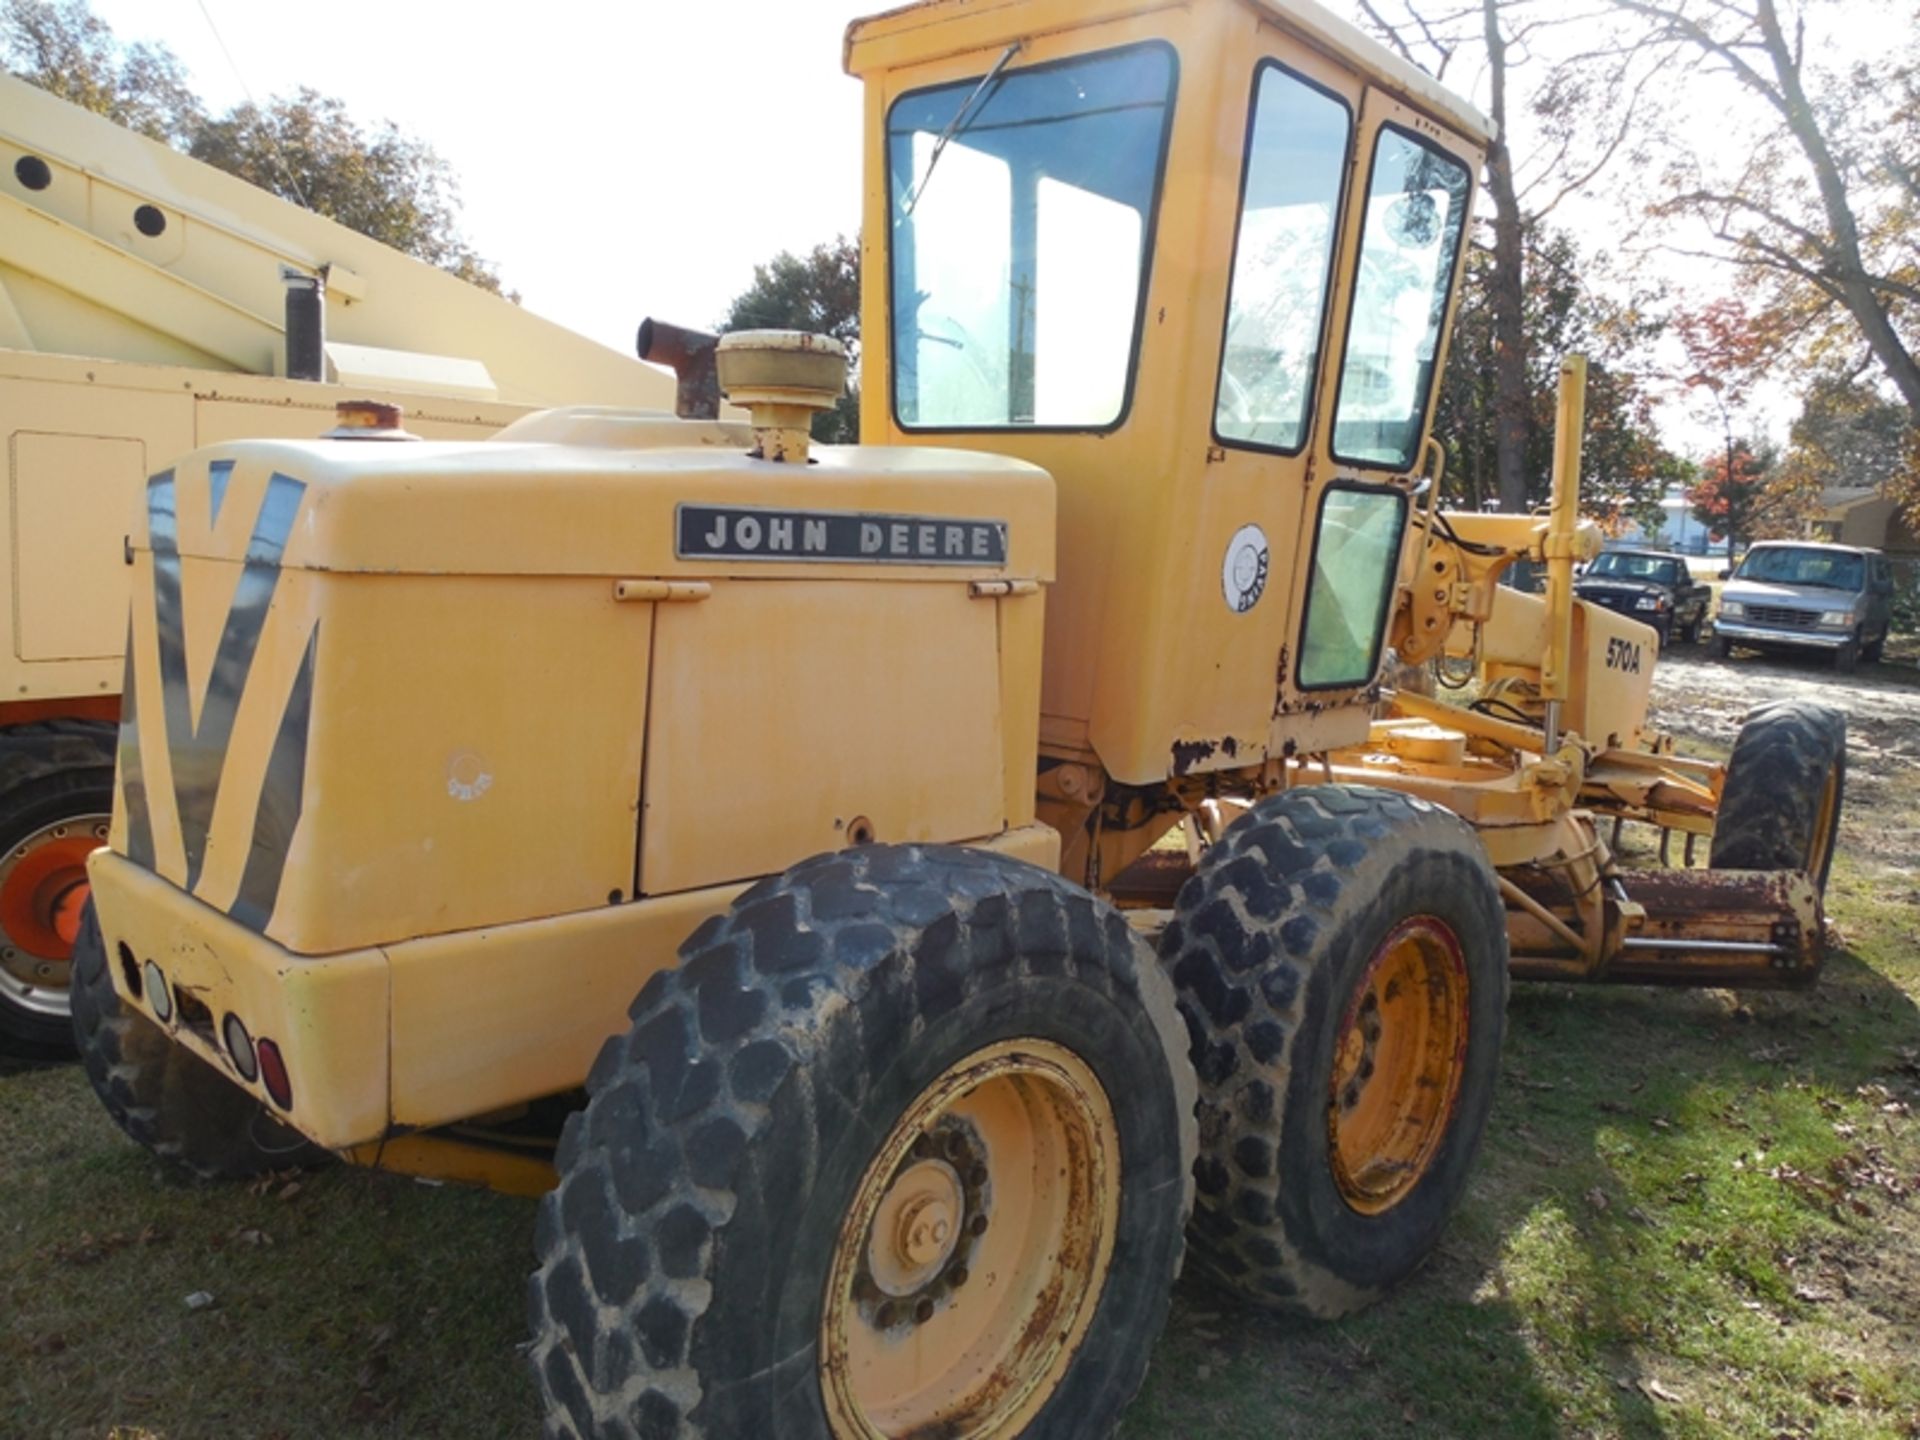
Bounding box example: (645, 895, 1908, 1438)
(4, 651, 1917, 1439)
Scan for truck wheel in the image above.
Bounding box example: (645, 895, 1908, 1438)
(1160, 786, 1508, 1319)
(70, 902, 325, 1179)
(1680, 611, 1702, 645)
(530, 845, 1197, 1440)
(1710, 701, 1846, 893)
(1715, 634, 1735, 660)
(1833, 634, 1860, 673)
(0, 722, 116, 1063)
(1861, 630, 1884, 664)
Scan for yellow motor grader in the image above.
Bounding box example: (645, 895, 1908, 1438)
(73, 0, 1844, 1435)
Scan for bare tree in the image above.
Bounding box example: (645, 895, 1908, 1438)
(1358, 0, 1677, 513)
(1607, 0, 1920, 424)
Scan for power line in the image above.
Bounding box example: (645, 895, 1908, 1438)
(192, 0, 309, 209)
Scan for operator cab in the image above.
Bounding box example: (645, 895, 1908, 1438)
(847, 0, 1491, 813)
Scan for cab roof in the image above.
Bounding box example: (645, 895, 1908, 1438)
(845, 0, 1495, 147)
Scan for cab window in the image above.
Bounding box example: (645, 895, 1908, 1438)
(887, 43, 1177, 430)
(1331, 126, 1471, 470)
(1213, 63, 1351, 453)
(1297, 484, 1409, 689)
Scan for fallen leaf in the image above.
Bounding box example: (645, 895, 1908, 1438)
(1585, 1187, 1611, 1212)
(1639, 1378, 1681, 1404)
(184, 1291, 215, 1311)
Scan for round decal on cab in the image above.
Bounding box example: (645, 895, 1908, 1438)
(1222, 524, 1270, 614)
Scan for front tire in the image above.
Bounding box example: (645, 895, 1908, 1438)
(1710, 701, 1847, 893)
(530, 845, 1197, 1439)
(1160, 786, 1509, 1319)
(70, 902, 326, 1179)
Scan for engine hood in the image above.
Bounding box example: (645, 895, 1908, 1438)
(131, 408, 1055, 582)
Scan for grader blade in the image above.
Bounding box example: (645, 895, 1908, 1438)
(1509, 866, 1824, 990)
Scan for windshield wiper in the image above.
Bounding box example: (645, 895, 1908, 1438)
(902, 42, 1022, 215)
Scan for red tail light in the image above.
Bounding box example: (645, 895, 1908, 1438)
(256, 1037, 292, 1110)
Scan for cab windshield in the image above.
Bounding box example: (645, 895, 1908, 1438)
(1733, 546, 1865, 591)
(886, 43, 1176, 429)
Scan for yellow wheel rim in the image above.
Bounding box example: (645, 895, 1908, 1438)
(821, 1038, 1120, 1439)
(1328, 917, 1470, 1215)
(1808, 764, 1841, 884)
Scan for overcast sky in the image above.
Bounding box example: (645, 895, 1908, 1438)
(80, 0, 1879, 455)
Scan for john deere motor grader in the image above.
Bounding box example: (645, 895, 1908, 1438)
(73, 0, 1843, 1435)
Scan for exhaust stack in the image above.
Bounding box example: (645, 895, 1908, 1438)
(281, 268, 326, 382)
(636, 319, 721, 420)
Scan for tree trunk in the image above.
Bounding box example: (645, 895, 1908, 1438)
(1750, 0, 1920, 424)
(1482, 0, 1531, 514)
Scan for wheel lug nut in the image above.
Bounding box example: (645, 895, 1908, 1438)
(969, 1214, 988, 1237)
(914, 1298, 935, 1324)
(947, 1265, 968, 1288)
(875, 1301, 900, 1327)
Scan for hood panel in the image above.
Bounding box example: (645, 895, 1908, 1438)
(133, 411, 1054, 582)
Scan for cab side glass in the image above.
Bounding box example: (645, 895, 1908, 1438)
(1331, 127, 1471, 470)
(1298, 484, 1409, 689)
(1213, 64, 1351, 453)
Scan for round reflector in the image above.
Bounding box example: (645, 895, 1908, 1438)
(223, 1012, 258, 1082)
(143, 961, 171, 1021)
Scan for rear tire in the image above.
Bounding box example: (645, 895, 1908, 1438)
(530, 845, 1196, 1440)
(1160, 786, 1508, 1319)
(0, 721, 116, 1063)
(1710, 701, 1847, 893)
(70, 901, 325, 1179)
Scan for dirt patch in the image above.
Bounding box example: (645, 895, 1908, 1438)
(1650, 646, 1920, 765)
(1650, 645, 1920, 876)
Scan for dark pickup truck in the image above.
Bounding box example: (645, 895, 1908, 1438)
(1574, 548, 1711, 646)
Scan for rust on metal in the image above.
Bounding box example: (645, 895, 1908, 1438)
(635, 317, 721, 419)
(324, 399, 414, 439)
(1170, 738, 1218, 777)
(1505, 865, 1823, 990)
(1105, 848, 1191, 908)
